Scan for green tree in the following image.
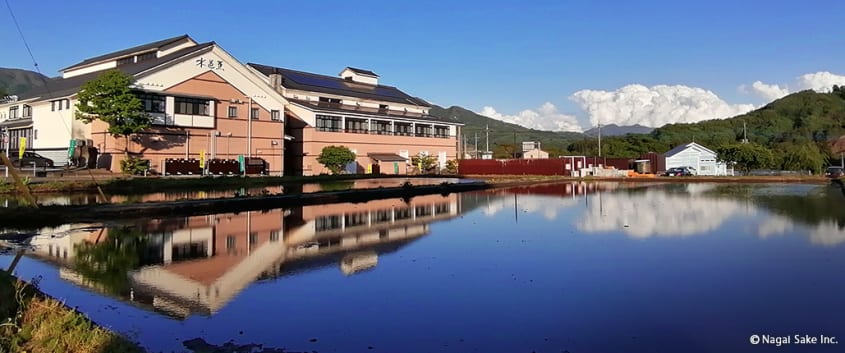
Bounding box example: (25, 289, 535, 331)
(716, 143, 775, 173)
(411, 152, 438, 173)
(317, 145, 356, 174)
(75, 70, 151, 159)
(780, 143, 827, 174)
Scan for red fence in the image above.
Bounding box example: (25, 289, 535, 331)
(458, 155, 665, 175)
(459, 159, 572, 175)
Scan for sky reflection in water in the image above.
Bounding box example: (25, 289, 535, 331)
(2, 182, 844, 353)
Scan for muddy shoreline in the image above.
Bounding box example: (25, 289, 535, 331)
(0, 181, 495, 228)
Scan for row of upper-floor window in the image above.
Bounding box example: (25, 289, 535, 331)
(315, 202, 452, 232)
(315, 96, 426, 114)
(315, 114, 450, 138)
(7, 104, 31, 119)
(136, 92, 281, 121)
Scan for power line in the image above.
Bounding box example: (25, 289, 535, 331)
(4, 0, 73, 137)
(4, 0, 38, 72)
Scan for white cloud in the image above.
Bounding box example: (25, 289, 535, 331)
(576, 185, 755, 238)
(569, 84, 755, 128)
(742, 71, 845, 102)
(478, 102, 583, 132)
(747, 81, 790, 101)
(796, 71, 845, 92)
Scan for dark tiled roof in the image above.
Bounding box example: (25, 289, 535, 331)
(288, 98, 461, 125)
(368, 153, 408, 161)
(344, 67, 378, 77)
(248, 63, 429, 106)
(60, 35, 192, 72)
(19, 42, 215, 101)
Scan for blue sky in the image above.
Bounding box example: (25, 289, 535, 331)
(2, 0, 844, 131)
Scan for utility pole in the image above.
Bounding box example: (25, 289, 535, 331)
(741, 122, 749, 144)
(485, 124, 489, 153)
(474, 132, 478, 159)
(597, 121, 602, 157)
(462, 134, 466, 159)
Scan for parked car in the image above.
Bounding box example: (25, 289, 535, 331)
(664, 166, 696, 176)
(825, 166, 844, 178)
(7, 152, 55, 168)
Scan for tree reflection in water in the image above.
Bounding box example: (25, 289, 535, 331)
(72, 226, 155, 296)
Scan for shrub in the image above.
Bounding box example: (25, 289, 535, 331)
(119, 157, 149, 175)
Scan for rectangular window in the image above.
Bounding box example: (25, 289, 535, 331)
(378, 104, 388, 112)
(434, 202, 451, 215)
(8, 106, 18, 119)
(394, 207, 412, 220)
(137, 92, 166, 113)
(345, 118, 368, 133)
(344, 212, 368, 228)
(249, 232, 258, 246)
(415, 124, 432, 137)
(394, 122, 412, 136)
(373, 209, 391, 224)
(371, 120, 391, 135)
(271, 110, 281, 121)
(316, 114, 342, 132)
(228, 106, 238, 118)
(270, 230, 280, 242)
(65, 99, 70, 109)
(136, 52, 156, 62)
(250, 108, 259, 120)
(174, 97, 209, 115)
(116, 56, 134, 66)
(22, 105, 31, 117)
(315, 215, 342, 232)
(434, 125, 449, 138)
(226, 235, 236, 253)
(318, 97, 341, 108)
(415, 205, 432, 217)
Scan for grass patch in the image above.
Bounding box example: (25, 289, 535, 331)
(0, 271, 144, 353)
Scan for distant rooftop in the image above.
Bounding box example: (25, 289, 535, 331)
(60, 34, 193, 72)
(342, 67, 379, 77)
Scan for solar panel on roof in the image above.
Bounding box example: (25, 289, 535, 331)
(258, 65, 424, 105)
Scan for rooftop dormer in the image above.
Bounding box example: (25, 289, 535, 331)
(60, 35, 197, 78)
(339, 67, 379, 85)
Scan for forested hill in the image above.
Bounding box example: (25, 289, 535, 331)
(567, 88, 845, 172)
(0, 68, 48, 96)
(429, 105, 585, 158)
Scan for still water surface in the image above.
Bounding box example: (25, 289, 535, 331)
(2, 182, 844, 352)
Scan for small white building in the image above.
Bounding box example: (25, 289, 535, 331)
(522, 148, 549, 159)
(664, 142, 729, 176)
(520, 141, 548, 159)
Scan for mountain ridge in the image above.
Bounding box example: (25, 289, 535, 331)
(0, 67, 48, 96)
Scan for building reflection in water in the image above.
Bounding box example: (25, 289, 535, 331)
(22, 182, 845, 320)
(24, 193, 461, 319)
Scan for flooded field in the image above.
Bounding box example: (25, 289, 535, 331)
(2, 182, 844, 352)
